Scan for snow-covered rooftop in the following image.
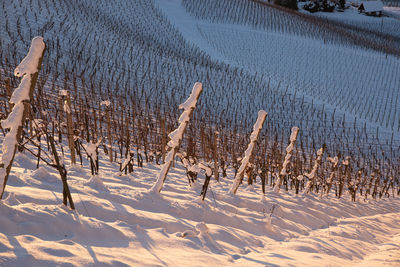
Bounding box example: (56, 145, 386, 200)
(359, 1, 384, 13)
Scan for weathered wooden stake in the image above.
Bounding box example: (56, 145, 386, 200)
(213, 131, 219, 181)
(230, 110, 267, 195)
(150, 83, 203, 193)
(60, 90, 76, 165)
(106, 105, 113, 162)
(161, 118, 166, 163)
(5, 78, 13, 113)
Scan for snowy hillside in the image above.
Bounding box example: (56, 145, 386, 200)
(1, 0, 400, 266)
(166, 0, 400, 135)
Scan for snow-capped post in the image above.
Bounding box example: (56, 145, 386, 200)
(305, 144, 326, 194)
(82, 139, 102, 176)
(101, 100, 112, 163)
(150, 82, 203, 193)
(325, 153, 341, 196)
(274, 126, 299, 193)
(230, 110, 267, 195)
(0, 37, 45, 199)
(120, 147, 134, 175)
(199, 162, 213, 201)
(59, 90, 76, 165)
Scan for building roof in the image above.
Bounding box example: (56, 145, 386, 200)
(359, 1, 384, 12)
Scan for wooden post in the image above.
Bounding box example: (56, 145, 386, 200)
(0, 37, 45, 199)
(326, 153, 341, 196)
(161, 118, 166, 163)
(274, 127, 299, 193)
(305, 144, 326, 194)
(100, 100, 113, 163)
(106, 105, 113, 162)
(150, 83, 203, 193)
(58, 95, 63, 142)
(230, 110, 267, 195)
(60, 90, 76, 165)
(5, 78, 13, 113)
(213, 131, 219, 181)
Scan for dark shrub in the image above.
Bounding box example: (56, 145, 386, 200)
(275, 0, 299, 10)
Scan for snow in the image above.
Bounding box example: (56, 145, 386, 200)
(120, 150, 133, 173)
(0, 148, 400, 266)
(83, 141, 101, 162)
(0, 103, 25, 189)
(9, 75, 32, 105)
(168, 82, 202, 147)
(14, 36, 45, 77)
(384, 6, 400, 19)
(178, 82, 203, 111)
(154, 0, 233, 65)
(100, 100, 110, 107)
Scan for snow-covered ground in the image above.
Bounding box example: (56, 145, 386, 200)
(384, 6, 400, 19)
(1, 150, 400, 266)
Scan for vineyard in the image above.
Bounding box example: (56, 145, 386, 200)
(197, 24, 400, 130)
(1, 0, 400, 265)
